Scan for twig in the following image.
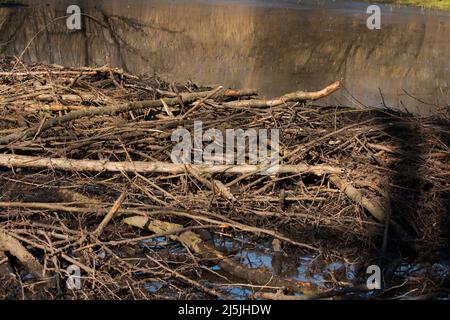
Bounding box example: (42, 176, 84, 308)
(93, 192, 127, 237)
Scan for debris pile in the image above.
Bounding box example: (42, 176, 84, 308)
(0, 57, 448, 299)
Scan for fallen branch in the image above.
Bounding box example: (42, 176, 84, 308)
(223, 80, 341, 108)
(0, 153, 342, 176)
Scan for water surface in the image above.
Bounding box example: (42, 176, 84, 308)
(0, 0, 449, 114)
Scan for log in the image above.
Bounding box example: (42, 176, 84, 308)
(0, 153, 342, 176)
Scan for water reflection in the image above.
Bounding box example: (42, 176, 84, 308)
(0, 0, 449, 114)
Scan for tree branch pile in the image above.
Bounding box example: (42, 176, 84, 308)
(0, 56, 448, 300)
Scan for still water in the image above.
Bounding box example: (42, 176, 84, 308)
(0, 0, 449, 114)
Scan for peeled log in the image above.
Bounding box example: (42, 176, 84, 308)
(0, 153, 342, 176)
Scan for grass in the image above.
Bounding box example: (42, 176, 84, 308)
(364, 0, 450, 9)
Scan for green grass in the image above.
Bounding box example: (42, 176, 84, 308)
(363, 0, 450, 10)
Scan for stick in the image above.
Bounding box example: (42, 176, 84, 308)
(223, 80, 341, 108)
(93, 192, 127, 237)
(0, 153, 342, 176)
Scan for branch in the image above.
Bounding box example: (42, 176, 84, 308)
(0, 88, 257, 145)
(0, 153, 342, 176)
(223, 80, 342, 108)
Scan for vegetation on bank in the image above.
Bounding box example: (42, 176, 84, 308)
(362, 0, 450, 10)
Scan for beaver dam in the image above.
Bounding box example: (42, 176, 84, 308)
(0, 56, 448, 300)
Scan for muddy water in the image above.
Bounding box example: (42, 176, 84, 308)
(0, 0, 449, 114)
